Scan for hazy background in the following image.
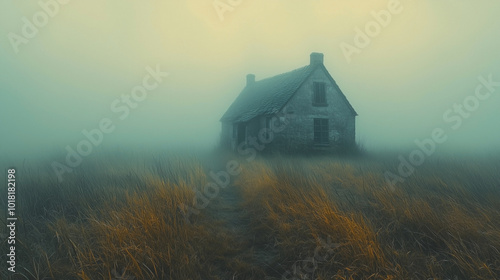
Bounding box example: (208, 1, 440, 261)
(1, 0, 500, 162)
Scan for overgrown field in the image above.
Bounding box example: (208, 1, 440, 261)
(1, 152, 499, 279)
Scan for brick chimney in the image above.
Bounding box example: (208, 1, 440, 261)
(246, 74, 255, 86)
(310, 52, 324, 65)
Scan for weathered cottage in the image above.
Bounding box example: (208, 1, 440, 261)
(220, 52, 357, 153)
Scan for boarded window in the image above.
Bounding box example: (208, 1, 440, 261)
(313, 82, 326, 106)
(314, 118, 329, 144)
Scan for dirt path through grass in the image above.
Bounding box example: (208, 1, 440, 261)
(205, 183, 281, 278)
(204, 158, 281, 278)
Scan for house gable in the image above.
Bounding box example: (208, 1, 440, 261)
(271, 65, 355, 147)
(280, 65, 357, 118)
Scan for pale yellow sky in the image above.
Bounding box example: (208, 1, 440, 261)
(1, 0, 500, 158)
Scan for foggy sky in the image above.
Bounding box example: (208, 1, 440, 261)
(1, 0, 500, 161)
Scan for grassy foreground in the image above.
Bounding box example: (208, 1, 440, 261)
(1, 153, 499, 279)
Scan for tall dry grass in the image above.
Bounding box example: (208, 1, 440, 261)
(0, 154, 243, 280)
(1, 153, 499, 279)
(235, 156, 500, 279)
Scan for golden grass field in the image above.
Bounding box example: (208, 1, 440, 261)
(1, 152, 499, 279)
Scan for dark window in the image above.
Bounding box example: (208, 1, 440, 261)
(237, 123, 246, 144)
(313, 82, 326, 106)
(314, 118, 329, 145)
(265, 117, 271, 130)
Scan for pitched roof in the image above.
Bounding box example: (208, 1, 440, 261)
(220, 63, 357, 123)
